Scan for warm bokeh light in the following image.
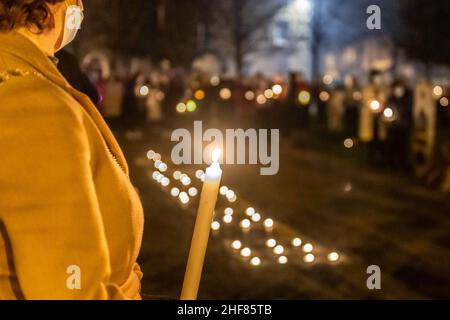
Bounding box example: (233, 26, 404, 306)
(433, 85, 443, 98)
(220, 88, 232, 100)
(194, 89, 206, 100)
(319, 91, 330, 102)
(370, 100, 381, 112)
(245, 90, 256, 101)
(298, 91, 311, 106)
(272, 84, 283, 95)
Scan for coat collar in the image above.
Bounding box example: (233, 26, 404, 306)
(0, 31, 129, 175)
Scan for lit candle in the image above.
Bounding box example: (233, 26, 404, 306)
(181, 149, 223, 300)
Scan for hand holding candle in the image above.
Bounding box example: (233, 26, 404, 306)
(181, 149, 222, 300)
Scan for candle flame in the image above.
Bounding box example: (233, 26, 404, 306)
(212, 149, 221, 163)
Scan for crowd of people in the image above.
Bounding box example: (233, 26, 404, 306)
(60, 55, 450, 178)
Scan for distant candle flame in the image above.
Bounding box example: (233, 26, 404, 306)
(212, 149, 221, 163)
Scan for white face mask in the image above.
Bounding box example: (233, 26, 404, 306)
(56, 1, 84, 51)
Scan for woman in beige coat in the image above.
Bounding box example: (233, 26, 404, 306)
(0, 0, 144, 299)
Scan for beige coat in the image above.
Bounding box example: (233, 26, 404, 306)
(0, 32, 144, 300)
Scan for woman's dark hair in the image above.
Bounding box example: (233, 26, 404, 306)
(0, 0, 64, 33)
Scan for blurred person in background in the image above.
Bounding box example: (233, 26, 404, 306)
(0, 0, 144, 299)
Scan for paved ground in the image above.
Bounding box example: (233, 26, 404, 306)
(112, 122, 450, 300)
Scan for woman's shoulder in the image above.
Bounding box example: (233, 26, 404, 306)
(0, 68, 85, 125)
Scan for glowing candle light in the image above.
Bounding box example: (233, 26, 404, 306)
(303, 243, 313, 253)
(232, 240, 242, 250)
(240, 247, 252, 258)
(226, 190, 235, 200)
(147, 150, 156, 160)
(173, 171, 182, 180)
(195, 170, 205, 179)
(240, 219, 251, 230)
(219, 186, 229, 195)
(273, 245, 284, 255)
(264, 218, 274, 229)
(304, 253, 315, 263)
(223, 215, 233, 224)
(159, 163, 168, 172)
(181, 149, 223, 300)
(171, 187, 180, 197)
(181, 176, 192, 186)
(266, 239, 277, 248)
(250, 257, 261, 267)
(152, 171, 161, 180)
(188, 187, 198, 197)
(161, 177, 170, 187)
(154, 160, 162, 169)
(179, 192, 190, 204)
(278, 256, 288, 265)
(251, 213, 261, 222)
(370, 100, 381, 112)
(328, 252, 340, 262)
(292, 238, 302, 247)
(153, 153, 162, 161)
(211, 221, 221, 231)
(246, 207, 255, 217)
